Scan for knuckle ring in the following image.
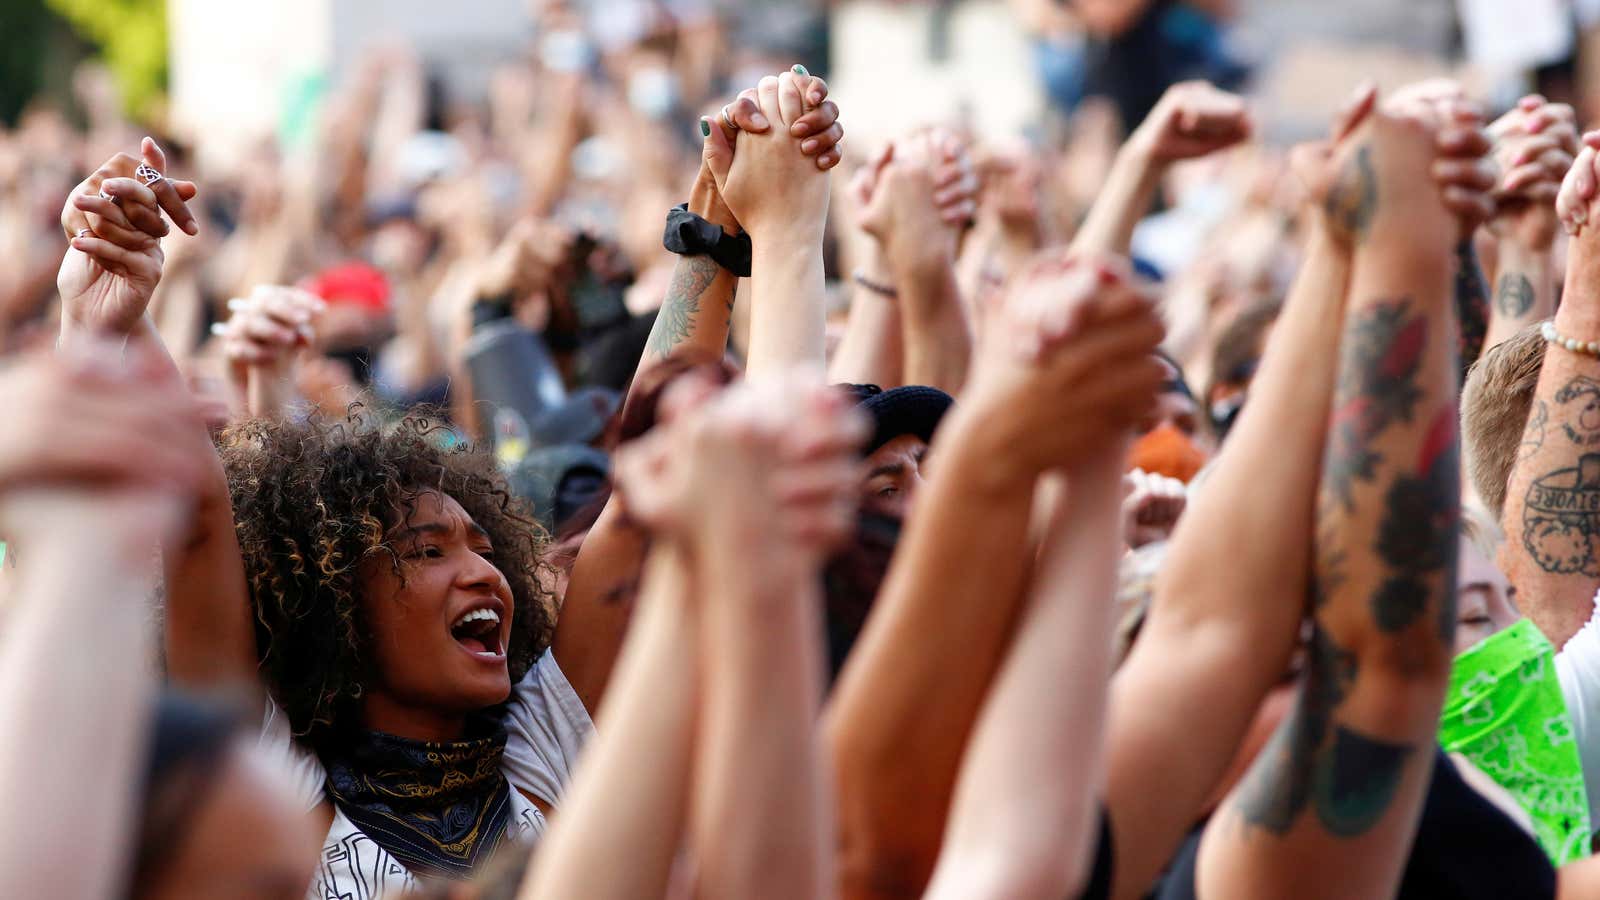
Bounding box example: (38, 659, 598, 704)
(135, 164, 164, 186)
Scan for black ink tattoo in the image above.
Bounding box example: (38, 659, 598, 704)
(1235, 626, 1357, 834)
(1524, 378, 1600, 575)
(1313, 726, 1414, 837)
(1523, 452, 1600, 576)
(646, 255, 719, 358)
(1520, 400, 1548, 461)
(1495, 272, 1535, 319)
(1373, 425, 1458, 635)
(1323, 299, 1427, 507)
(1556, 377, 1600, 447)
(1455, 242, 1488, 377)
(1325, 144, 1378, 241)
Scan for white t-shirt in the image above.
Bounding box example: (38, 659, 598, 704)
(260, 650, 593, 899)
(1555, 603, 1600, 836)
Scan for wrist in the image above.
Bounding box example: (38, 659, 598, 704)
(935, 396, 1045, 498)
(689, 167, 740, 235)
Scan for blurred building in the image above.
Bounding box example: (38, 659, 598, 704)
(168, 0, 533, 165)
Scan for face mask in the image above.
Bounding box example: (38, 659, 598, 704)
(627, 68, 677, 121)
(1439, 618, 1590, 864)
(1129, 422, 1206, 483)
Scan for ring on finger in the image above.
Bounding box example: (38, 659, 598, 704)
(135, 164, 165, 186)
(720, 105, 737, 132)
(97, 189, 121, 205)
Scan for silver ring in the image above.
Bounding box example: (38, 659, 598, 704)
(135, 164, 164, 186)
(97, 189, 120, 205)
(719, 105, 737, 132)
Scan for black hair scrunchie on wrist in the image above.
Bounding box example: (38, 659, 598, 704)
(662, 203, 752, 277)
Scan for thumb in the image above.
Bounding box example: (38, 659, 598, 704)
(702, 117, 734, 184)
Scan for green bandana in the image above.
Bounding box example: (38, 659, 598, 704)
(1439, 618, 1591, 864)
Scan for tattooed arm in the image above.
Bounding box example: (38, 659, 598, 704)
(1482, 98, 1574, 354)
(1501, 149, 1600, 651)
(1198, 105, 1462, 899)
(553, 160, 739, 716)
(633, 165, 741, 385)
(1101, 130, 1360, 897)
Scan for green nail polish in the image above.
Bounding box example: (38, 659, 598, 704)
(792, 64, 809, 77)
(700, 118, 711, 137)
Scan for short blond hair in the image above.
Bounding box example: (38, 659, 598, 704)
(1462, 324, 1546, 522)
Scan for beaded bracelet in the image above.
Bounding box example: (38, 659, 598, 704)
(1541, 320, 1600, 357)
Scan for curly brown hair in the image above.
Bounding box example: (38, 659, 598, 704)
(219, 411, 554, 743)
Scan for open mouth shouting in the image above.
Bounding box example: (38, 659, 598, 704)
(449, 601, 507, 661)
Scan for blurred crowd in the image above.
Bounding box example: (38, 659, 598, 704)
(19, 0, 1600, 898)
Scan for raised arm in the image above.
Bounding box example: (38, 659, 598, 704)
(681, 376, 866, 900)
(217, 286, 325, 419)
(1504, 139, 1600, 650)
(829, 135, 978, 391)
(0, 346, 208, 899)
(1198, 99, 1462, 900)
(57, 141, 259, 692)
(552, 80, 842, 714)
(1104, 84, 1493, 899)
(826, 252, 1164, 899)
(520, 545, 700, 899)
(1069, 81, 1250, 259)
(706, 70, 834, 377)
(851, 130, 977, 393)
(925, 443, 1133, 900)
(1482, 96, 1575, 352)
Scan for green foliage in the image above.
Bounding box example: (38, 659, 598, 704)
(44, 0, 167, 117)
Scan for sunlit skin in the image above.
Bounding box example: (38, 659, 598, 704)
(357, 490, 516, 743)
(859, 434, 928, 520)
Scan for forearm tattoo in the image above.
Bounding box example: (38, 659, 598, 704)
(1522, 376, 1600, 576)
(1455, 241, 1489, 375)
(1325, 145, 1377, 242)
(1236, 295, 1458, 839)
(646, 255, 721, 359)
(1495, 272, 1535, 319)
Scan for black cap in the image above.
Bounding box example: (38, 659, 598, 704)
(837, 384, 954, 455)
(507, 443, 611, 531)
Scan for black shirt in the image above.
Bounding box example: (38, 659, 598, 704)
(1152, 749, 1556, 899)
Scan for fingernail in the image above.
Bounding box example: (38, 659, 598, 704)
(792, 64, 809, 77)
(699, 118, 711, 138)
(792, 122, 811, 137)
(810, 92, 823, 105)
(751, 112, 769, 129)
(227, 298, 249, 312)
(183, 220, 198, 235)
(801, 139, 818, 153)
(209, 322, 228, 337)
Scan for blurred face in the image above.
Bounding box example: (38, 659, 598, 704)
(358, 490, 515, 737)
(1456, 534, 1520, 654)
(1145, 390, 1203, 441)
(136, 742, 320, 899)
(860, 435, 928, 520)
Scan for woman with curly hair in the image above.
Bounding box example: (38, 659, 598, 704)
(215, 410, 591, 897)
